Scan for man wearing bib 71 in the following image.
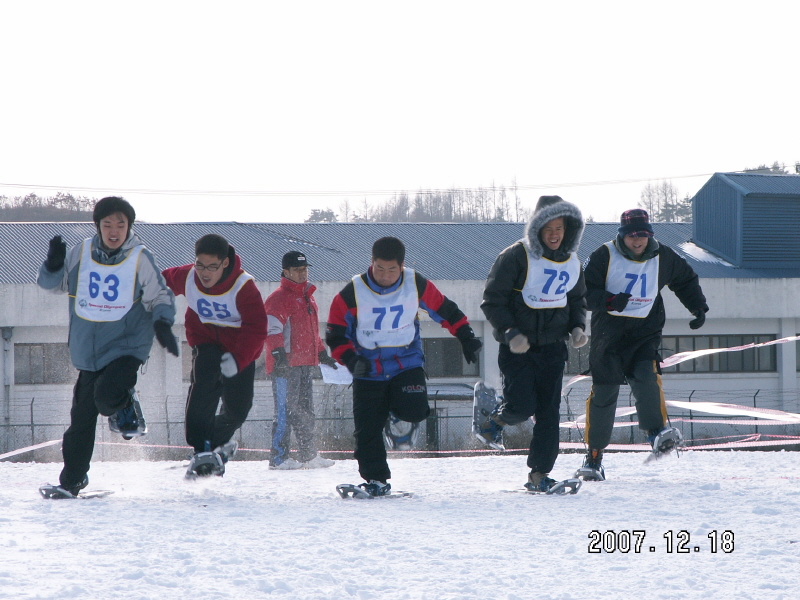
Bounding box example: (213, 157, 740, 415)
(326, 237, 483, 497)
(162, 234, 267, 478)
(481, 195, 587, 492)
(577, 209, 709, 481)
(37, 196, 179, 498)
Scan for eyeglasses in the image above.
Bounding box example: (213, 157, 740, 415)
(195, 262, 223, 272)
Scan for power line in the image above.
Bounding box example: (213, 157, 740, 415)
(0, 172, 716, 199)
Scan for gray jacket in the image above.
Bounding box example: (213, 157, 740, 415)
(37, 230, 176, 372)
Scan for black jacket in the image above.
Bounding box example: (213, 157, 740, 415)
(586, 238, 708, 384)
(481, 197, 587, 347)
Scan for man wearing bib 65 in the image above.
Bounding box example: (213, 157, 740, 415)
(481, 195, 587, 492)
(576, 209, 709, 481)
(326, 237, 483, 497)
(37, 197, 179, 498)
(162, 234, 267, 478)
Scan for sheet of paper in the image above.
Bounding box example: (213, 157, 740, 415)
(320, 363, 353, 385)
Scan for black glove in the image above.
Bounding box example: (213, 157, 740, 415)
(45, 235, 67, 272)
(606, 292, 632, 313)
(689, 306, 708, 330)
(455, 325, 482, 364)
(318, 350, 337, 368)
(153, 320, 179, 356)
(271, 348, 290, 377)
(345, 353, 371, 378)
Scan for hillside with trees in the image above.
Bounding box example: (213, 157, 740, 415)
(0, 192, 96, 221)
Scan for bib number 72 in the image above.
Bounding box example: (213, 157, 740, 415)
(542, 269, 570, 295)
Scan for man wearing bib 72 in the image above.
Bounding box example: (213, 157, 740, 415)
(576, 209, 709, 481)
(162, 234, 267, 478)
(481, 195, 587, 492)
(326, 237, 483, 497)
(37, 197, 179, 497)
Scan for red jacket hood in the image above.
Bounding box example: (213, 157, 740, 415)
(194, 247, 244, 294)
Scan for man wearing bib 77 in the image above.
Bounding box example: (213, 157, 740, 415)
(481, 195, 587, 492)
(162, 234, 267, 478)
(326, 237, 483, 497)
(576, 209, 709, 481)
(37, 197, 179, 498)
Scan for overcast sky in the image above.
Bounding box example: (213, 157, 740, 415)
(1, 1, 797, 224)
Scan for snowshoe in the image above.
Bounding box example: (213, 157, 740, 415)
(472, 381, 505, 450)
(185, 451, 225, 479)
(522, 477, 582, 495)
(575, 448, 606, 481)
(645, 426, 684, 462)
(383, 413, 420, 451)
(108, 390, 147, 440)
(213, 440, 238, 464)
(336, 482, 412, 499)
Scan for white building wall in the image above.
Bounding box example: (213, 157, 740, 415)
(2, 275, 799, 448)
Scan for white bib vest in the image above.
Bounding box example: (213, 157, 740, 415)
(74, 239, 143, 322)
(521, 250, 581, 309)
(185, 269, 254, 328)
(353, 268, 419, 349)
(604, 241, 660, 318)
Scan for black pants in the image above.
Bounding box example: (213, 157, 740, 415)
(185, 344, 255, 453)
(497, 342, 567, 474)
(60, 355, 142, 488)
(352, 367, 429, 482)
(270, 365, 317, 465)
(584, 359, 666, 450)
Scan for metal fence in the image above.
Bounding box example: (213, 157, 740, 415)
(3, 384, 800, 462)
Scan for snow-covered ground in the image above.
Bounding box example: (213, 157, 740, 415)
(3, 451, 799, 600)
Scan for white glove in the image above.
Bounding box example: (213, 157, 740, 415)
(508, 332, 530, 354)
(570, 327, 588, 349)
(220, 352, 238, 378)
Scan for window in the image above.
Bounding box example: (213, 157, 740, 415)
(14, 343, 76, 384)
(423, 337, 479, 377)
(796, 336, 800, 372)
(660, 335, 776, 373)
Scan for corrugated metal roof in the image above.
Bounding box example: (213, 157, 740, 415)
(718, 172, 800, 197)
(2, 221, 799, 285)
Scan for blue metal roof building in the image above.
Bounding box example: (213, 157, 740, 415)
(3, 218, 800, 286)
(693, 172, 800, 269)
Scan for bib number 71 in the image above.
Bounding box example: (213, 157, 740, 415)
(624, 273, 647, 297)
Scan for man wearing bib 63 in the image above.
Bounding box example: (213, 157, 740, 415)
(481, 195, 587, 492)
(326, 237, 483, 497)
(576, 209, 709, 481)
(37, 197, 179, 498)
(162, 234, 267, 478)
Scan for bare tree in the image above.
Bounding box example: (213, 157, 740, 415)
(338, 198, 352, 223)
(638, 180, 689, 222)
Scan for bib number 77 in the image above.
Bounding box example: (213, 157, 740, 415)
(373, 305, 404, 329)
(624, 273, 647, 297)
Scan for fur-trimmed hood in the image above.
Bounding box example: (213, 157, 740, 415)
(522, 195, 585, 259)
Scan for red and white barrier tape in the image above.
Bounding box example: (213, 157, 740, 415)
(562, 334, 800, 394)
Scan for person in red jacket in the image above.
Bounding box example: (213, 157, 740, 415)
(265, 251, 338, 470)
(162, 234, 267, 478)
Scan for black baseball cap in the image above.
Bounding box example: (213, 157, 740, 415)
(282, 251, 312, 269)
